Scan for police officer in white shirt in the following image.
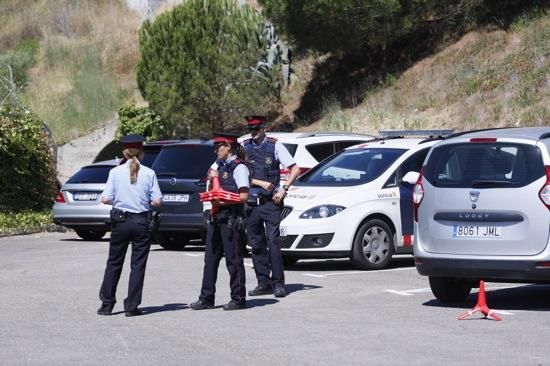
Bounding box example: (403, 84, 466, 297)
(97, 135, 162, 317)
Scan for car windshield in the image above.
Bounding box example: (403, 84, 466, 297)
(152, 144, 216, 179)
(297, 148, 406, 186)
(66, 165, 114, 184)
(424, 142, 545, 188)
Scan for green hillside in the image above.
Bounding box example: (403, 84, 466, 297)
(0, 1, 547, 144)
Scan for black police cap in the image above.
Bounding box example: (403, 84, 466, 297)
(121, 134, 145, 149)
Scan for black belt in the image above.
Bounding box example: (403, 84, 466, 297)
(247, 195, 273, 206)
(125, 211, 149, 216)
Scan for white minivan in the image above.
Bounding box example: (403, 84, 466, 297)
(414, 127, 550, 303)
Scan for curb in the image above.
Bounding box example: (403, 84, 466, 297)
(0, 223, 69, 238)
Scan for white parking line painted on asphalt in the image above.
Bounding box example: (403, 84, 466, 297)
(303, 266, 416, 278)
(384, 288, 431, 296)
(183, 253, 204, 257)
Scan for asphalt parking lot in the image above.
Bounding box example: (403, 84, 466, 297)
(1, 232, 549, 366)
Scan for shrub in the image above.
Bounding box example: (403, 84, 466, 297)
(0, 104, 57, 212)
(0, 210, 52, 236)
(116, 103, 167, 141)
(137, 0, 280, 137)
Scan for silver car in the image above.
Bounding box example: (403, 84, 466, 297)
(413, 127, 550, 303)
(53, 160, 119, 240)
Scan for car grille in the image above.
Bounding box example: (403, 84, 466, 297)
(280, 206, 293, 220)
(296, 233, 334, 249)
(279, 235, 298, 249)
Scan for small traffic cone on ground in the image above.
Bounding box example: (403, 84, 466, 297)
(458, 280, 502, 321)
(199, 176, 241, 203)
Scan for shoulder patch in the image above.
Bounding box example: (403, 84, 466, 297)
(266, 136, 278, 142)
(243, 138, 252, 145)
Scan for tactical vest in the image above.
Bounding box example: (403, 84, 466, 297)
(243, 137, 280, 196)
(217, 158, 243, 193)
(215, 158, 245, 219)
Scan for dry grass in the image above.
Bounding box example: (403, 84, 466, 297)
(313, 11, 549, 134)
(0, 0, 143, 143)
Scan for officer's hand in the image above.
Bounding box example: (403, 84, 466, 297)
(273, 190, 286, 204)
(261, 181, 274, 192)
(209, 170, 219, 178)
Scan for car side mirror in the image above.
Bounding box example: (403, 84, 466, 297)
(401, 171, 420, 185)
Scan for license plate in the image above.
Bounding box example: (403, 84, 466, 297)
(73, 192, 99, 201)
(163, 194, 189, 203)
(452, 225, 502, 238)
(280, 226, 287, 237)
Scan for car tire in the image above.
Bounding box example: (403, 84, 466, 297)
(156, 232, 189, 250)
(76, 230, 106, 241)
(429, 277, 473, 303)
(282, 256, 299, 268)
(350, 219, 395, 270)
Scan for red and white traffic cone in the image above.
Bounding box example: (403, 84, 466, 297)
(458, 280, 502, 321)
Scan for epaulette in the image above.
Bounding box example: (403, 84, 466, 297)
(242, 138, 252, 145)
(266, 136, 278, 142)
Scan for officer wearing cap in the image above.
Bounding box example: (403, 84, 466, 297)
(190, 132, 250, 311)
(243, 116, 301, 298)
(97, 134, 162, 317)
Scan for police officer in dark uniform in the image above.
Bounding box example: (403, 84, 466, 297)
(97, 135, 162, 317)
(243, 116, 301, 298)
(190, 132, 250, 311)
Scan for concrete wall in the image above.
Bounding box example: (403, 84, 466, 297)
(56, 122, 118, 184)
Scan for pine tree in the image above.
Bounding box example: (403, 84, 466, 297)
(137, 0, 279, 136)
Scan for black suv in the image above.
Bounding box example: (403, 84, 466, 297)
(152, 140, 217, 249)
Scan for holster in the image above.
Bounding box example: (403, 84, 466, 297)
(110, 208, 127, 223)
(147, 210, 161, 234)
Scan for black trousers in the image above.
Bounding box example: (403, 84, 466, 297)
(246, 201, 284, 288)
(99, 214, 152, 311)
(199, 216, 246, 304)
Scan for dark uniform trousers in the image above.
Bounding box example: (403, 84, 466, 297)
(199, 214, 246, 304)
(99, 213, 152, 311)
(246, 201, 284, 288)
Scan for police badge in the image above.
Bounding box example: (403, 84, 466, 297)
(222, 172, 229, 179)
(265, 156, 273, 165)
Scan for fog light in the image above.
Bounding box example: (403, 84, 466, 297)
(312, 237, 324, 247)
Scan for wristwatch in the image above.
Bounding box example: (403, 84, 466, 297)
(282, 185, 290, 191)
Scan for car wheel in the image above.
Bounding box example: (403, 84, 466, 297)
(76, 230, 106, 241)
(156, 232, 189, 250)
(350, 219, 395, 270)
(282, 256, 299, 268)
(429, 277, 473, 303)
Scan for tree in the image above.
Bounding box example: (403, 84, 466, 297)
(257, 0, 532, 55)
(137, 0, 280, 137)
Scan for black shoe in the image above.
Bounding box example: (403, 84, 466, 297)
(190, 300, 214, 310)
(125, 308, 144, 317)
(97, 304, 114, 316)
(222, 300, 246, 311)
(248, 285, 272, 296)
(274, 286, 286, 298)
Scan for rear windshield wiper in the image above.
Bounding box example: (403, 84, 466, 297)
(155, 172, 176, 177)
(471, 179, 511, 187)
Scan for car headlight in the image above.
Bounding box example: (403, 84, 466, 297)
(299, 205, 346, 219)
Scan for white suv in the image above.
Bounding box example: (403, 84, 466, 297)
(414, 127, 550, 303)
(278, 131, 451, 269)
(238, 132, 376, 182)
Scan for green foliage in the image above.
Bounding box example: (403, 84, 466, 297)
(0, 104, 57, 212)
(0, 39, 39, 103)
(137, 0, 280, 137)
(0, 210, 52, 237)
(116, 103, 166, 141)
(258, 0, 531, 54)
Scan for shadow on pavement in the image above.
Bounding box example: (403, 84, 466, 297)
(246, 298, 279, 308)
(423, 284, 550, 312)
(286, 256, 415, 272)
(136, 303, 188, 315)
